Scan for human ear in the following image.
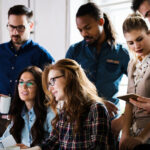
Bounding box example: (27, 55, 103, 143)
(29, 21, 34, 30)
(147, 30, 150, 35)
(99, 18, 104, 26)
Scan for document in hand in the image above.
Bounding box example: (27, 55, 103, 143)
(1, 135, 16, 148)
(117, 93, 139, 102)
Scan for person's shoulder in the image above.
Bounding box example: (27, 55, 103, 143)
(47, 107, 53, 113)
(90, 102, 106, 111)
(0, 42, 9, 48)
(114, 43, 130, 61)
(128, 59, 135, 66)
(66, 40, 86, 58)
(46, 107, 55, 120)
(30, 40, 54, 61)
(89, 102, 108, 117)
(30, 40, 48, 51)
(68, 40, 86, 50)
(115, 43, 129, 54)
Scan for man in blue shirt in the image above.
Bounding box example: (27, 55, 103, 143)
(66, 3, 130, 120)
(0, 5, 54, 135)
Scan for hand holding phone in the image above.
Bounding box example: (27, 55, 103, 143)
(117, 93, 139, 102)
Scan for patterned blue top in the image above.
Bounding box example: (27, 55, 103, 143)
(0, 39, 54, 96)
(0, 107, 54, 147)
(66, 40, 129, 104)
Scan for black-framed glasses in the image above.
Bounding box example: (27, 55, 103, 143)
(7, 24, 26, 32)
(48, 75, 64, 87)
(18, 80, 36, 88)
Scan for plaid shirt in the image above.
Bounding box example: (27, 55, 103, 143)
(40, 103, 116, 150)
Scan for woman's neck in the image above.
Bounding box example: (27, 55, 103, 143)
(25, 101, 34, 111)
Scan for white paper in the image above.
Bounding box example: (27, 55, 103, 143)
(1, 135, 16, 148)
(0, 142, 3, 148)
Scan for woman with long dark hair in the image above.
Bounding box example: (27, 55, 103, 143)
(0, 66, 54, 147)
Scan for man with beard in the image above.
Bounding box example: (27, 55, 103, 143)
(66, 2, 129, 121)
(0, 5, 54, 136)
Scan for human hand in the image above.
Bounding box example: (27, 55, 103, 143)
(129, 97, 150, 113)
(103, 101, 118, 118)
(1, 115, 11, 120)
(119, 136, 142, 150)
(19, 146, 41, 150)
(16, 144, 29, 149)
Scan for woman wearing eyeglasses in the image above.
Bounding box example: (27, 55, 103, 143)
(0, 66, 54, 147)
(23, 59, 116, 150)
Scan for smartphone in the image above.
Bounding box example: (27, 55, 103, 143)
(117, 93, 139, 102)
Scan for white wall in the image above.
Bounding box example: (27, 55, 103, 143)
(34, 0, 69, 61)
(69, 0, 87, 45)
(0, 0, 69, 61)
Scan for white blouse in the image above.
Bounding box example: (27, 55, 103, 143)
(133, 53, 150, 86)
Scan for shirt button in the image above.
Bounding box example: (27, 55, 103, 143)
(12, 66, 15, 70)
(10, 80, 12, 83)
(15, 54, 17, 57)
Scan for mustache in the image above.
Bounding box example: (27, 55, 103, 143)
(11, 35, 20, 38)
(84, 36, 92, 40)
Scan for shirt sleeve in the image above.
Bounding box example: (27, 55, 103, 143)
(0, 122, 12, 140)
(38, 48, 55, 70)
(90, 103, 116, 150)
(65, 45, 75, 59)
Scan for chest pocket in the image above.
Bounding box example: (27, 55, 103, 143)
(105, 59, 120, 73)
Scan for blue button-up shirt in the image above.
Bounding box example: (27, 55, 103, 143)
(66, 40, 130, 104)
(0, 107, 54, 147)
(0, 39, 54, 96)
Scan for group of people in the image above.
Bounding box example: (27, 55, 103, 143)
(0, 0, 150, 149)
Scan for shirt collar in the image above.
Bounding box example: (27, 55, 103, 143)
(84, 40, 113, 56)
(21, 105, 34, 117)
(9, 39, 32, 52)
(85, 40, 113, 50)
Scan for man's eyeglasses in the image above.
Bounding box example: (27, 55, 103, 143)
(18, 80, 35, 88)
(48, 75, 64, 87)
(7, 24, 26, 32)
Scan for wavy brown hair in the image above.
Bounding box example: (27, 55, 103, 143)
(9, 66, 47, 146)
(42, 59, 103, 134)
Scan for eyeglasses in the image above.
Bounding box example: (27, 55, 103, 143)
(48, 75, 64, 87)
(18, 80, 35, 88)
(7, 24, 26, 32)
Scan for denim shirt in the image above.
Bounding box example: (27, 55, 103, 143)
(0, 107, 54, 147)
(66, 40, 130, 104)
(0, 39, 54, 96)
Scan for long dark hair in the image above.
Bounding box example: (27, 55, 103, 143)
(42, 59, 103, 134)
(9, 66, 47, 146)
(76, 2, 116, 45)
